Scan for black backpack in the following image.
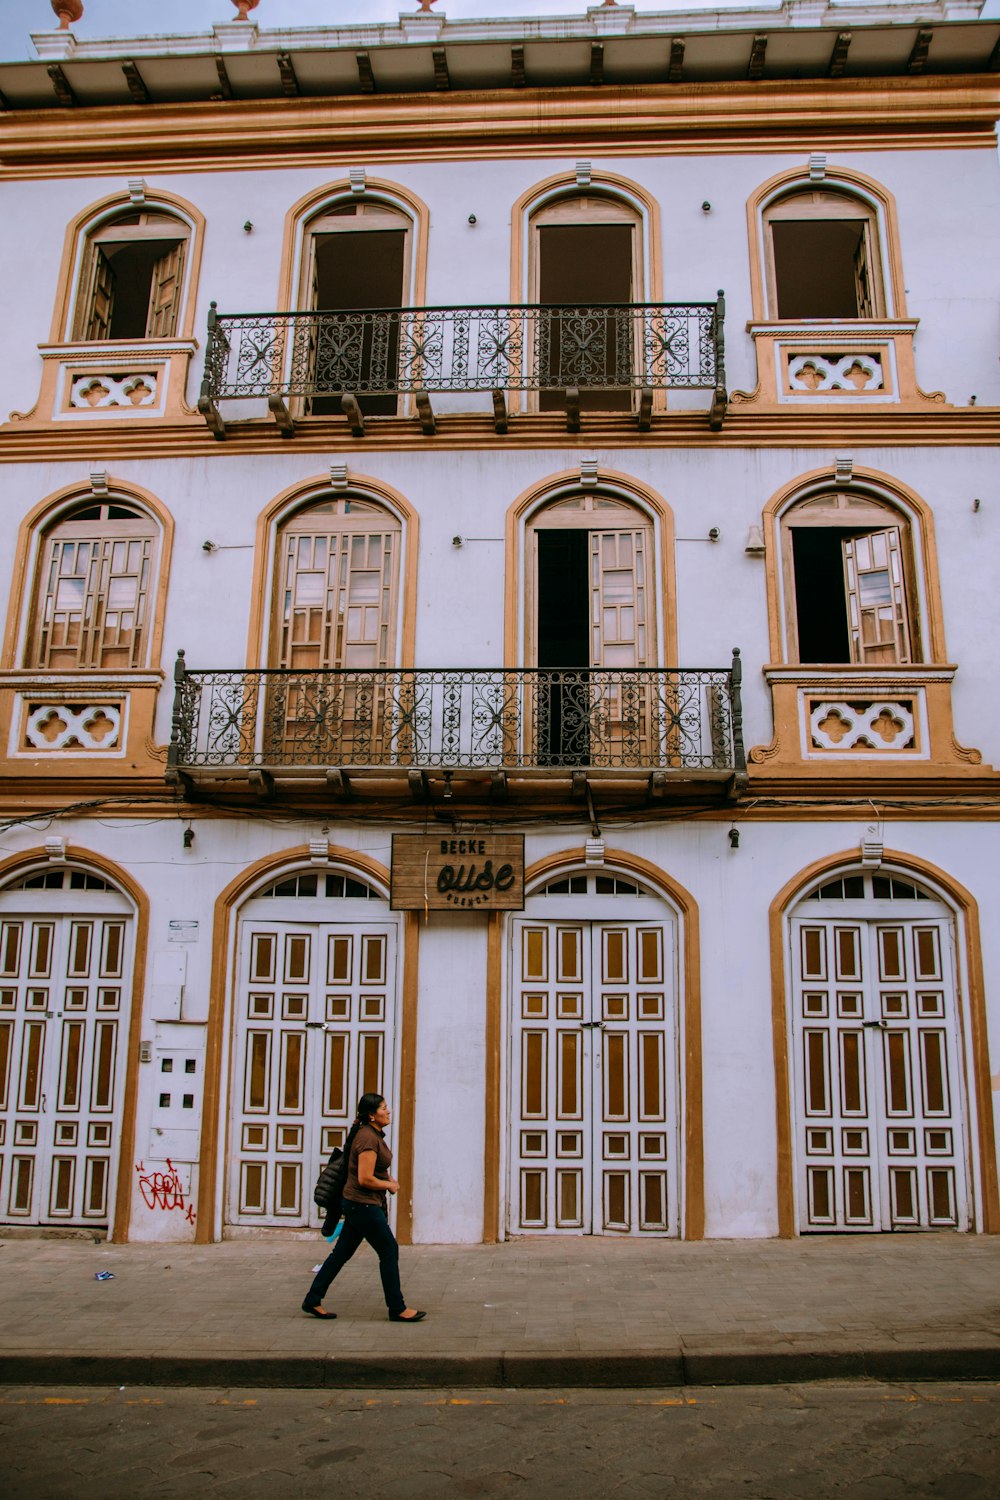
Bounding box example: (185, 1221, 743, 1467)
(313, 1146, 348, 1213)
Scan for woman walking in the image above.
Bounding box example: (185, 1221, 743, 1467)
(302, 1092, 426, 1323)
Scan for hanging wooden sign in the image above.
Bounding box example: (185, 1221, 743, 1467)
(391, 834, 525, 912)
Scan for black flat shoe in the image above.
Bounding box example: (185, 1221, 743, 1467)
(389, 1309, 427, 1322)
(302, 1302, 337, 1320)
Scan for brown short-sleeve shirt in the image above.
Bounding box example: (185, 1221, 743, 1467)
(344, 1124, 393, 1207)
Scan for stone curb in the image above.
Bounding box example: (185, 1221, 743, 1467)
(2, 1345, 999, 1389)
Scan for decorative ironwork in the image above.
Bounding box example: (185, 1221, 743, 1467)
(200, 299, 725, 401)
(168, 652, 745, 775)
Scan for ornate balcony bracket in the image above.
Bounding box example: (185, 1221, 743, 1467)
(167, 651, 745, 812)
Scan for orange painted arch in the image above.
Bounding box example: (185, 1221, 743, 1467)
(503, 466, 678, 670)
(194, 844, 422, 1244)
(759, 462, 948, 665)
(275, 177, 431, 315)
(746, 163, 908, 322)
(2, 476, 175, 671)
(50, 185, 207, 344)
(244, 470, 420, 669)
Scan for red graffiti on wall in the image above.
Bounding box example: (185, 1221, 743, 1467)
(135, 1158, 196, 1223)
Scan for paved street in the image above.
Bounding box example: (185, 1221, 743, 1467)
(1, 1381, 998, 1498)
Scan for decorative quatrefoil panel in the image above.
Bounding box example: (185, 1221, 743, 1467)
(25, 702, 122, 751)
(787, 353, 884, 393)
(809, 699, 915, 752)
(70, 373, 158, 408)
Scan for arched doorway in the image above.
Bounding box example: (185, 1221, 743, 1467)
(0, 863, 136, 1227)
(225, 863, 402, 1229)
(507, 867, 681, 1236)
(788, 867, 971, 1231)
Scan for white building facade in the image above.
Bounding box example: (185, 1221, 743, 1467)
(0, 1, 998, 1246)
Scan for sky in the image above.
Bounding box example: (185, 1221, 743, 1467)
(1, 0, 997, 60)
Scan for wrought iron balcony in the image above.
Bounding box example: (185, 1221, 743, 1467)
(167, 654, 746, 808)
(197, 297, 728, 436)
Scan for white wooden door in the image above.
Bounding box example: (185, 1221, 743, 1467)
(228, 909, 397, 1227)
(791, 893, 969, 1232)
(509, 911, 678, 1235)
(0, 885, 134, 1226)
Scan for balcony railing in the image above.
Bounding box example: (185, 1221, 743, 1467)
(198, 298, 727, 428)
(167, 654, 745, 782)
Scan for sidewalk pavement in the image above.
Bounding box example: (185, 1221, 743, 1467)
(1, 1232, 998, 1389)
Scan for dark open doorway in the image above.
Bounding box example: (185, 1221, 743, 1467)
(311, 229, 406, 416)
(536, 529, 591, 764)
(538, 223, 634, 412)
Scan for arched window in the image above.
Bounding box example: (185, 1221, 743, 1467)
(763, 189, 885, 320)
(73, 210, 190, 342)
(297, 199, 412, 416)
(529, 194, 643, 412)
(781, 490, 919, 665)
(271, 496, 401, 673)
(526, 492, 657, 763)
(527, 492, 656, 673)
(27, 500, 159, 671)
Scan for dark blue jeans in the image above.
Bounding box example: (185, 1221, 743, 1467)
(304, 1201, 405, 1316)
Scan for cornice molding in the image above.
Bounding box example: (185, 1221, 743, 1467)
(1, 407, 999, 461)
(1, 77, 998, 179)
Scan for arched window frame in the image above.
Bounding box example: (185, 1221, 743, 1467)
(267, 493, 403, 675)
(276, 180, 429, 420)
(764, 469, 943, 670)
(247, 474, 419, 673)
(54, 188, 205, 347)
(748, 165, 906, 325)
(505, 469, 676, 672)
(511, 171, 661, 417)
(4, 481, 173, 674)
(776, 485, 928, 668)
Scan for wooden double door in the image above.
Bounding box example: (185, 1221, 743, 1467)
(790, 890, 969, 1232)
(509, 907, 679, 1236)
(0, 885, 133, 1228)
(228, 905, 398, 1227)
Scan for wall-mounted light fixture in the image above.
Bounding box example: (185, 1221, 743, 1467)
(467, 214, 477, 225)
(728, 826, 740, 850)
(243, 220, 254, 233)
(701, 200, 712, 213)
(745, 525, 766, 556)
(182, 826, 195, 849)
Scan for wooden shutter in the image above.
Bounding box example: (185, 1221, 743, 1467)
(843, 528, 910, 665)
(590, 528, 649, 669)
(75, 246, 116, 342)
(276, 521, 399, 672)
(32, 516, 154, 670)
(304, 258, 321, 414)
(853, 227, 875, 319)
(145, 240, 186, 337)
